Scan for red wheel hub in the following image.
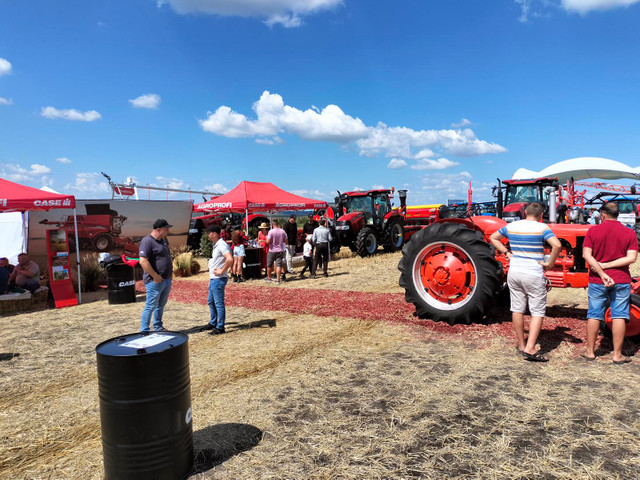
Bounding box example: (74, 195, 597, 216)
(419, 243, 476, 305)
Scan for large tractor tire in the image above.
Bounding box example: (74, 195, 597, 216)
(603, 293, 640, 338)
(398, 222, 502, 325)
(93, 233, 114, 252)
(383, 221, 404, 253)
(356, 227, 378, 257)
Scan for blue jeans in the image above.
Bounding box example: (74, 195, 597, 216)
(140, 278, 172, 332)
(208, 277, 228, 329)
(587, 282, 631, 321)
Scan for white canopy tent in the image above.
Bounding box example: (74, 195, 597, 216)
(512, 157, 640, 183)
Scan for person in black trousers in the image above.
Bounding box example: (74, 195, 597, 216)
(311, 219, 332, 278)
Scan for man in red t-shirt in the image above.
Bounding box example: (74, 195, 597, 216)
(582, 202, 638, 364)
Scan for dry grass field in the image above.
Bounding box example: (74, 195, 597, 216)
(1, 251, 639, 479)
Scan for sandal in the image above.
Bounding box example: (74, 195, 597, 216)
(522, 351, 549, 363)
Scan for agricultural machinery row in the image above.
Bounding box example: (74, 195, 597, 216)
(397, 175, 640, 337)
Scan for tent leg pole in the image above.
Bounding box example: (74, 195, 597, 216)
(245, 208, 249, 236)
(73, 208, 82, 304)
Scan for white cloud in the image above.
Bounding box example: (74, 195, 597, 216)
(200, 91, 506, 162)
(0, 97, 13, 105)
(451, 118, 471, 128)
(41, 106, 102, 122)
(64, 172, 110, 195)
(388, 158, 408, 169)
(371, 184, 386, 190)
(154, 176, 188, 190)
(411, 157, 460, 170)
(200, 91, 369, 141)
(0, 57, 11, 76)
(255, 136, 284, 145)
(129, 93, 161, 109)
(202, 183, 229, 193)
(159, 0, 342, 28)
(562, 0, 640, 13)
(515, 0, 638, 21)
(414, 149, 435, 159)
(0, 163, 53, 187)
(291, 188, 332, 200)
(56, 157, 73, 164)
(30, 164, 51, 175)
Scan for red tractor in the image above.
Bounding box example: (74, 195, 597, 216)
(334, 189, 451, 257)
(397, 215, 640, 337)
(334, 189, 407, 256)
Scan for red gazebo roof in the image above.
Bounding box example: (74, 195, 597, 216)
(0, 178, 76, 212)
(193, 181, 327, 212)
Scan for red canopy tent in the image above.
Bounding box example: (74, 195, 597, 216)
(0, 178, 82, 303)
(193, 181, 328, 213)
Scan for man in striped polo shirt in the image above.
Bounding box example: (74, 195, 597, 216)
(490, 202, 562, 362)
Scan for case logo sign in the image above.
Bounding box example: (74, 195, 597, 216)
(118, 280, 136, 287)
(34, 199, 72, 207)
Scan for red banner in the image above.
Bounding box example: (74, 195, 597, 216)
(113, 185, 136, 196)
(46, 229, 78, 308)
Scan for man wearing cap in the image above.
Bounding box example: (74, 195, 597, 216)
(283, 214, 298, 275)
(139, 219, 173, 332)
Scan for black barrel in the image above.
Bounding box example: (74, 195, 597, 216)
(107, 263, 136, 304)
(96, 332, 193, 480)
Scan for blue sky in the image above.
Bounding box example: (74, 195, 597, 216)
(1, 0, 640, 204)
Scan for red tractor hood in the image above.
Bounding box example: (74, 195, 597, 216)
(337, 211, 364, 223)
(503, 202, 527, 213)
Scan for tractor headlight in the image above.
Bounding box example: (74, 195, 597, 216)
(336, 225, 350, 230)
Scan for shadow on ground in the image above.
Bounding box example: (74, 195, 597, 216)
(0, 353, 20, 361)
(190, 423, 263, 476)
(537, 326, 583, 354)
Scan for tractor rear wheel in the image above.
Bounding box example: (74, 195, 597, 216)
(356, 227, 378, 257)
(383, 221, 404, 252)
(398, 222, 502, 325)
(603, 293, 640, 337)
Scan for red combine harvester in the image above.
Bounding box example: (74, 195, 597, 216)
(334, 189, 449, 257)
(39, 204, 134, 252)
(398, 207, 640, 337)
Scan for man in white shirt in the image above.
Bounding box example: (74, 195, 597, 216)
(204, 225, 233, 335)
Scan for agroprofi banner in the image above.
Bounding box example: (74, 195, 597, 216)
(28, 199, 192, 262)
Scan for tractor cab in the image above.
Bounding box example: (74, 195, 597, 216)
(499, 177, 557, 223)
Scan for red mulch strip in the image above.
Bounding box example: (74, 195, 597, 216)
(139, 280, 593, 350)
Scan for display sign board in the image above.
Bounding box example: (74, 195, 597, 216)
(46, 229, 78, 308)
(113, 185, 136, 196)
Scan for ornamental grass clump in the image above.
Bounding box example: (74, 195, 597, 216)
(173, 252, 193, 277)
(80, 252, 105, 292)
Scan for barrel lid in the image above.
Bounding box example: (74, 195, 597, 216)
(96, 331, 188, 357)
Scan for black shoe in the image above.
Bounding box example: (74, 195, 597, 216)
(323, 273, 328, 277)
(202, 323, 216, 331)
(209, 327, 226, 335)
(311, 274, 317, 279)
(238, 276, 245, 282)
(155, 327, 166, 332)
